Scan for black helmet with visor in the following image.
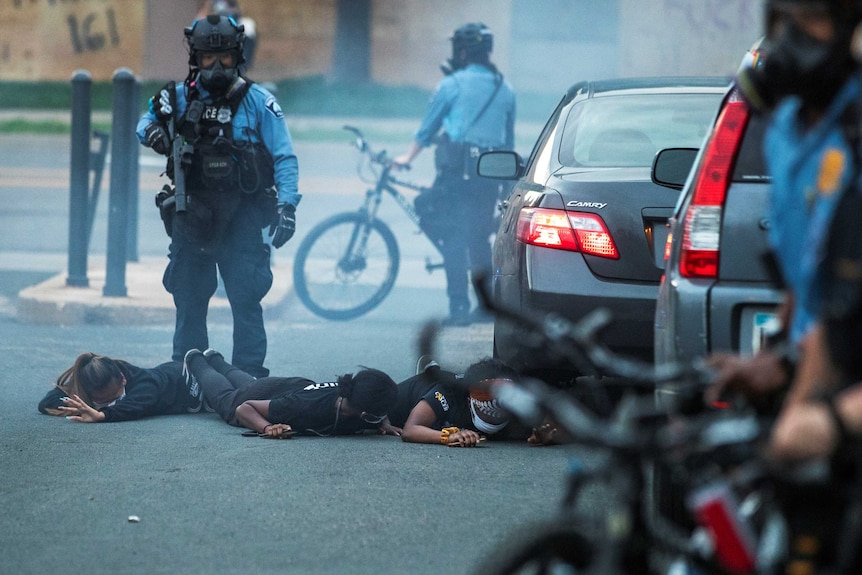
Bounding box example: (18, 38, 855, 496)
(446, 22, 493, 72)
(184, 14, 245, 92)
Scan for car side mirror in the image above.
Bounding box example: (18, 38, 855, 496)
(651, 148, 698, 190)
(478, 150, 523, 180)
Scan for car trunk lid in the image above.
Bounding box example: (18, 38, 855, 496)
(552, 167, 680, 282)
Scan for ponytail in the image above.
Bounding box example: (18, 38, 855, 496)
(54, 353, 128, 407)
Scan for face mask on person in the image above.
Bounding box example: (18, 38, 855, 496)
(468, 389, 510, 434)
(92, 389, 126, 409)
(738, 5, 853, 111)
(199, 59, 237, 93)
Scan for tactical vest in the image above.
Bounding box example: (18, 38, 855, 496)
(178, 78, 274, 195)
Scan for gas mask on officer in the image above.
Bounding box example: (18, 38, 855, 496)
(198, 52, 238, 94)
(737, 1, 860, 112)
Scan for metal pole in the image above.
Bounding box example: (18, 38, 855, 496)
(104, 67, 134, 297)
(67, 70, 91, 287)
(126, 76, 141, 262)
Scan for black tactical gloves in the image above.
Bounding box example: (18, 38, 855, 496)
(269, 204, 296, 249)
(145, 122, 171, 156)
(151, 85, 174, 122)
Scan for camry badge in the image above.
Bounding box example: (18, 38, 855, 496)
(567, 201, 607, 209)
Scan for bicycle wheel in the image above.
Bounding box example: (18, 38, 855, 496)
(293, 211, 400, 320)
(474, 519, 599, 575)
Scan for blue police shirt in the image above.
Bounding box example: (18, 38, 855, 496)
(764, 75, 860, 342)
(414, 64, 516, 150)
(136, 78, 300, 208)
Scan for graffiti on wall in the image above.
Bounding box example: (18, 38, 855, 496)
(1, 0, 143, 81)
(618, 0, 762, 77)
(67, 6, 120, 53)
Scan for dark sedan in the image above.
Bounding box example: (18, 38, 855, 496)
(479, 77, 728, 383)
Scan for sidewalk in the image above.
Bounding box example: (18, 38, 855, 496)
(14, 255, 292, 325)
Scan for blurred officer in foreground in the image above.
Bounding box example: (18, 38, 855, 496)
(137, 14, 300, 378)
(710, 0, 862, 459)
(393, 23, 516, 326)
(708, 1, 862, 571)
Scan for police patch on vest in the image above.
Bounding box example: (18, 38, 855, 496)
(202, 105, 232, 124)
(265, 96, 284, 119)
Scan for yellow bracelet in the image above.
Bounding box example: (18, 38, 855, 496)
(440, 427, 459, 445)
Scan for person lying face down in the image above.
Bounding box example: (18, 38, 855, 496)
(182, 349, 400, 438)
(390, 357, 528, 447)
(38, 353, 196, 423)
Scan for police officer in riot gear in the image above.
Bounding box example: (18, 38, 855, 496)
(393, 22, 516, 326)
(137, 13, 300, 378)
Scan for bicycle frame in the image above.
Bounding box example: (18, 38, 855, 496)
(358, 165, 426, 229)
(291, 125, 438, 320)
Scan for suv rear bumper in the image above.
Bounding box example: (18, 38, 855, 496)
(655, 276, 783, 365)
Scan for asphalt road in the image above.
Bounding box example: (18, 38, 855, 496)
(0, 130, 597, 574)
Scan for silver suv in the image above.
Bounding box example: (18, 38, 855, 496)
(653, 86, 782, 372)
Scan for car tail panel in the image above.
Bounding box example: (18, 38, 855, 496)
(679, 98, 750, 279)
(552, 173, 680, 282)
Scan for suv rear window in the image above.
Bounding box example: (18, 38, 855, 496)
(732, 111, 770, 182)
(558, 93, 723, 168)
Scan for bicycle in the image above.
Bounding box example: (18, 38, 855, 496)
(292, 125, 442, 320)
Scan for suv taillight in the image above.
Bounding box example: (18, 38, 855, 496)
(516, 207, 619, 259)
(680, 97, 749, 278)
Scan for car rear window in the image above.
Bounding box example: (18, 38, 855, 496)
(558, 92, 723, 168)
(732, 111, 769, 182)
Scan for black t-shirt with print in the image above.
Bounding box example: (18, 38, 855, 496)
(388, 371, 472, 430)
(266, 380, 377, 436)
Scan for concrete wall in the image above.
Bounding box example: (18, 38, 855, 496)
(1, 0, 762, 95)
(618, 0, 762, 78)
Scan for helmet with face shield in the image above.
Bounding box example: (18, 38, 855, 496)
(442, 22, 494, 74)
(184, 14, 245, 93)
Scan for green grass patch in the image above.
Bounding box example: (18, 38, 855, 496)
(0, 119, 111, 135)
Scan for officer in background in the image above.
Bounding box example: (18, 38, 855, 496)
(393, 23, 516, 326)
(137, 13, 299, 378)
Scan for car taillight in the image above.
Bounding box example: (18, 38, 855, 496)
(516, 207, 619, 259)
(679, 98, 749, 278)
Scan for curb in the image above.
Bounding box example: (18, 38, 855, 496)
(16, 256, 292, 325)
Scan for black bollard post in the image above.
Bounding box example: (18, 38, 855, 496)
(104, 68, 135, 297)
(126, 76, 141, 262)
(67, 70, 92, 287)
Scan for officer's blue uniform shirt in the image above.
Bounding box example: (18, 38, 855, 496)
(136, 78, 300, 208)
(414, 63, 515, 149)
(764, 75, 860, 343)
